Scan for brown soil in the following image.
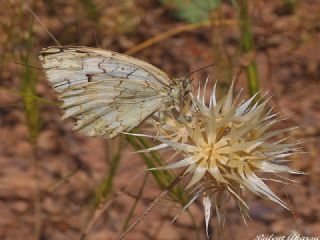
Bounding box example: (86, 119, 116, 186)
(0, 1, 319, 240)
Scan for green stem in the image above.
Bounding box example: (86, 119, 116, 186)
(95, 138, 124, 205)
(187, 209, 201, 240)
(122, 172, 148, 231)
(238, 0, 260, 96)
(126, 135, 188, 205)
(21, 13, 40, 143)
(20, 4, 42, 239)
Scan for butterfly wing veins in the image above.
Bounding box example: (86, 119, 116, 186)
(39, 46, 187, 138)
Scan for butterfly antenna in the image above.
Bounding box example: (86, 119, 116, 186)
(186, 64, 215, 79)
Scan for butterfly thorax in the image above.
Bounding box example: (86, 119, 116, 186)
(169, 78, 192, 108)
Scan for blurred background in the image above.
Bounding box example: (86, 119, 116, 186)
(0, 0, 319, 239)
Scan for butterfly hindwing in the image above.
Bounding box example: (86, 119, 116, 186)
(39, 46, 175, 138)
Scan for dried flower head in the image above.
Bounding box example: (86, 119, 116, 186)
(149, 80, 302, 236)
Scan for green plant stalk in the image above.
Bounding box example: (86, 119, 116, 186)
(238, 0, 260, 96)
(186, 209, 201, 240)
(0, 86, 58, 106)
(78, 0, 101, 22)
(20, 7, 42, 240)
(126, 135, 188, 205)
(21, 19, 40, 143)
(127, 135, 201, 240)
(122, 172, 148, 231)
(94, 139, 123, 205)
(210, 6, 234, 88)
(95, 135, 199, 239)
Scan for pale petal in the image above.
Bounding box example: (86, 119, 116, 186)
(202, 76, 209, 106)
(202, 196, 212, 238)
(221, 80, 234, 115)
(235, 92, 258, 117)
(209, 81, 217, 107)
(149, 156, 198, 170)
(157, 138, 197, 152)
(187, 165, 207, 188)
(136, 143, 168, 153)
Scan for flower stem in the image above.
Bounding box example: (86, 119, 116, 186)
(238, 0, 260, 96)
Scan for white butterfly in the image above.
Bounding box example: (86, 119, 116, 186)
(39, 46, 192, 138)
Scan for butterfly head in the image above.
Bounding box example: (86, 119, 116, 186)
(170, 78, 192, 108)
(182, 78, 192, 94)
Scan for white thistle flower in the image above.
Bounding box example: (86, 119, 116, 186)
(150, 80, 302, 236)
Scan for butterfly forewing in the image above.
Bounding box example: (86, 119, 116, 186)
(39, 46, 176, 138)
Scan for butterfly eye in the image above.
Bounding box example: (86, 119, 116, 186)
(183, 79, 188, 87)
(182, 78, 192, 93)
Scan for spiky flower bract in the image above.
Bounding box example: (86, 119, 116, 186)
(149, 80, 302, 236)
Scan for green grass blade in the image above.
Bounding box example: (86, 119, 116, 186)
(126, 134, 188, 205)
(237, 0, 260, 96)
(78, 0, 101, 22)
(122, 172, 148, 231)
(94, 138, 124, 205)
(20, 8, 40, 143)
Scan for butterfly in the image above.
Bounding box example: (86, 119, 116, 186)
(39, 46, 192, 138)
